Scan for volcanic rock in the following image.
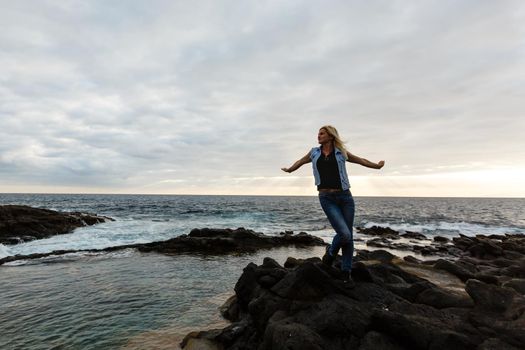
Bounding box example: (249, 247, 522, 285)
(0, 227, 326, 265)
(181, 233, 525, 350)
(0, 205, 113, 245)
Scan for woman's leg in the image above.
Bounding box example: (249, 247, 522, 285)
(319, 193, 353, 267)
(338, 192, 355, 272)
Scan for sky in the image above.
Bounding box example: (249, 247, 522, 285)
(1, 0, 524, 197)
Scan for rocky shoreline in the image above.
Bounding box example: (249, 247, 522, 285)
(2, 205, 524, 349)
(181, 231, 525, 350)
(0, 227, 326, 265)
(0, 205, 113, 245)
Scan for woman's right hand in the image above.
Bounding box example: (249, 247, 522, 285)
(281, 152, 311, 174)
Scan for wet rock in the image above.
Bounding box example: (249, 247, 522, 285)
(181, 329, 223, 350)
(477, 337, 521, 350)
(386, 280, 434, 303)
(215, 321, 253, 349)
(469, 238, 504, 259)
(0, 205, 113, 245)
(500, 239, 525, 254)
(219, 232, 523, 349)
(0, 227, 326, 265)
(365, 237, 392, 248)
(358, 226, 399, 238)
(183, 238, 525, 350)
(434, 236, 450, 243)
(256, 267, 287, 289)
(403, 255, 422, 264)
(417, 246, 438, 256)
(291, 294, 374, 339)
(453, 235, 475, 251)
(434, 259, 475, 282)
(500, 258, 525, 278)
(370, 309, 476, 350)
(270, 262, 345, 301)
(356, 249, 396, 263)
(415, 286, 473, 309)
(358, 331, 404, 350)
(454, 258, 479, 274)
(365, 261, 424, 286)
(1, 237, 24, 244)
(488, 257, 515, 268)
(503, 278, 525, 295)
(366, 238, 413, 251)
(468, 309, 525, 348)
(261, 320, 324, 350)
(465, 279, 524, 316)
(400, 231, 428, 240)
(261, 257, 281, 269)
(283, 256, 303, 268)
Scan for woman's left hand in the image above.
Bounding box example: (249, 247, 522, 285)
(376, 160, 385, 169)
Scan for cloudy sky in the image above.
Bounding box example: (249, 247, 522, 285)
(1, 0, 524, 197)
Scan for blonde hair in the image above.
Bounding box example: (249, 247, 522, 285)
(320, 125, 348, 160)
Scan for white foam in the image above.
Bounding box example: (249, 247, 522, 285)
(3, 248, 139, 266)
(361, 221, 525, 237)
(3, 215, 523, 262)
(4, 219, 186, 259)
(0, 244, 12, 259)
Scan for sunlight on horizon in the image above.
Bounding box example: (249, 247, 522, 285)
(2, 168, 524, 198)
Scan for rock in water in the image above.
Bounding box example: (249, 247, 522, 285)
(0, 205, 113, 245)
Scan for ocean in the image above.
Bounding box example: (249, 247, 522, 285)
(1, 194, 524, 349)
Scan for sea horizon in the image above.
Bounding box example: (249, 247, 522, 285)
(2, 192, 525, 199)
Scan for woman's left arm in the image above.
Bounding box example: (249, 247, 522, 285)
(346, 151, 385, 169)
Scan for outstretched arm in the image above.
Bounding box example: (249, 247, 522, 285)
(281, 152, 311, 173)
(346, 151, 385, 169)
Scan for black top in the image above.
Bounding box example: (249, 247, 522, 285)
(316, 151, 342, 190)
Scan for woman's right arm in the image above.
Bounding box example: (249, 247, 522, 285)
(281, 152, 312, 173)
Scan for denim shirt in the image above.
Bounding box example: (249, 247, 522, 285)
(310, 146, 350, 190)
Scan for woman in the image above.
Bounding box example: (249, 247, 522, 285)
(281, 125, 384, 284)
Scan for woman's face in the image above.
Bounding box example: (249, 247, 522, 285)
(318, 129, 333, 144)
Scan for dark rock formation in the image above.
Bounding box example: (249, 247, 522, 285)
(137, 228, 325, 255)
(358, 226, 525, 261)
(0, 205, 113, 245)
(432, 234, 525, 286)
(400, 231, 428, 240)
(357, 225, 400, 238)
(434, 236, 450, 243)
(182, 234, 525, 350)
(0, 227, 326, 265)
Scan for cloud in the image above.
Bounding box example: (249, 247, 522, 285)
(1, 0, 524, 195)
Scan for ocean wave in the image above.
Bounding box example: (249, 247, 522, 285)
(0, 244, 11, 259)
(3, 219, 181, 259)
(361, 221, 525, 237)
(181, 209, 206, 214)
(3, 249, 139, 266)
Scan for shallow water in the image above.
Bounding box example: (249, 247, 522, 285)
(0, 246, 326, 350)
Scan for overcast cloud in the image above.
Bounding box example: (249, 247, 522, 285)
(1, 0, 524, 196)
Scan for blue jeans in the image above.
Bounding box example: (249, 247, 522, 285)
(319, 190, 355, 272)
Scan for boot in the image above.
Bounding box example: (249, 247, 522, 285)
(322, 245, 334, 266)
(343, 271, 355, 288)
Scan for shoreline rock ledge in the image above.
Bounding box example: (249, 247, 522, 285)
(181, 234, 525, 350)
(0, 205, 113, 245)
(0, 227, 326, 265)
